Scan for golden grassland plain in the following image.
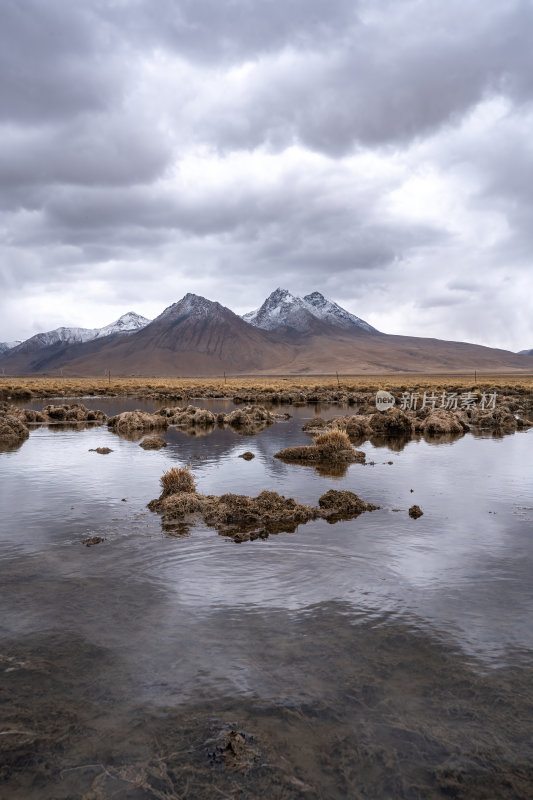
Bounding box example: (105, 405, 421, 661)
(1, 373, 532, 398)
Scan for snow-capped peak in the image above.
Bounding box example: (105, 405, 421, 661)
(158, 293, 227, 321)
(0, 340, 22, 354)
(303, 292, 378, 333)
(243, 288, 316, 332)
(3, 312, 151, 354)
(94, 311, 150, 338)
(19, 327, 98, 349)
(242, 289, 378, 333)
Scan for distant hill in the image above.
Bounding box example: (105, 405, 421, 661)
(1, 291, 532, 376)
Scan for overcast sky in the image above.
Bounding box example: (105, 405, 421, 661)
(0, 0, 532, 350)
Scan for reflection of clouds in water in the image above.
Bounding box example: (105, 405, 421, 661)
(0, 406, 532, 667)
(153, 429, 533, 664)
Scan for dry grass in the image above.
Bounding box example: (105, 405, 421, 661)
(313, 430, 352, 451)
(0, 372, 532, 399)
(160, 467, 195, 496)
(150, 487, 380, 542)
(275, 428, 365, 465)
(139, 435, 167, 450)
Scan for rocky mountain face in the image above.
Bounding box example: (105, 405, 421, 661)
(4, 312, 150, 355)
(0, 341, 21, 355)
(1, 292, 532, 376)
(243, 288, 378, 334)
(80, 293, 294, 375)
(242, 289, 316, 332)
(157, 294, 228, 324)
(302, 291, 378, 333)
(0, 295, 293, 375)
(518, 348, 533, 355)
(93, 311, 150, 339)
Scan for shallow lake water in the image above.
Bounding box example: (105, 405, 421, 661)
(1, 399, 532, 798)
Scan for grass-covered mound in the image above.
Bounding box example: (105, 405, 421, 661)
(275, 429, 366, 465)
(148, 468, 379, 542)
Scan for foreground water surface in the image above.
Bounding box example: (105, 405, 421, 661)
(1, 398, 532, 798)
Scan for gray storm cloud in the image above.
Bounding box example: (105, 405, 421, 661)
(0, 0, 531, 350)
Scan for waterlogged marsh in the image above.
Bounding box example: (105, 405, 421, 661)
(1, 398, 533, 798)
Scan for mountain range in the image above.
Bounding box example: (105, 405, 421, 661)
(0, 290, 532, 375)
(0, 312, 149, 354)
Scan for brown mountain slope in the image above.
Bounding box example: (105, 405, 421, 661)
(0, 294, 295, 376)
(60, 330, 533, 376)
(1, 294, 532, 376)
(263, 332, 533, 374)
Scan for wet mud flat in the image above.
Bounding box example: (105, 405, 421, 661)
(1, 606, 533, 799)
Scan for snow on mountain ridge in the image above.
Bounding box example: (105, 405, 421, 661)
(243, 289, 316, 332)
(157, 293, 236, 324)
(303, 292, 378, 333)
(243, 289, 378, 333)
(4, 312, 150, 354)
(0, 340, 22, 354)
(94, 311, 150, 338)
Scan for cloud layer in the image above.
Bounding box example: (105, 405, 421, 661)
(1, 0, 532, 350)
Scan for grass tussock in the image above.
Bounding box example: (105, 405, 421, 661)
(159, 492, 209, 517)
(275, 427, 365, 465)
(318, 489, 379, 515)
(149, 481, 380, 542)
(139, 435, 167, 450)
(160, 466, 196, 496)
(313, 430, 352, 451)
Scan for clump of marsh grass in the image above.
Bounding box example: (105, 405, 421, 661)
(274, 427, 365, 466)
(148, 484, 380, 542)
(139, 435, 167, 450)
(160, 466, 196, 496)
(313, 430, 352, 452)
